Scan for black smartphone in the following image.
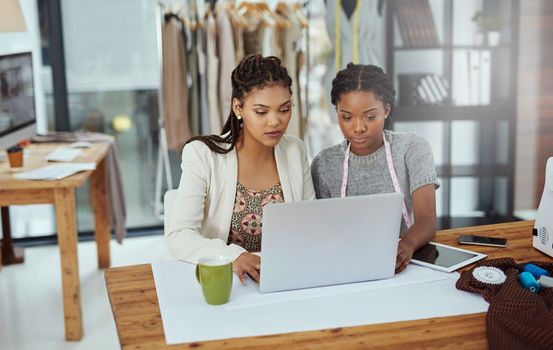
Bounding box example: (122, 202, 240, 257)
(458, 234, 508, 248)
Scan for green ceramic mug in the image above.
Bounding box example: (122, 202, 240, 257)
(195, 255, 233, 305)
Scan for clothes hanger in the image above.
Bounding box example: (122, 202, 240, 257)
(226, 2, 248, 28)
(203, 1, 212, 21)
(176, 3, 195, 30)
(276, 1, 288, 15)
(238, 2, 263, 29)
(291, 3, 309, 29)
(255, 2, 288, 29)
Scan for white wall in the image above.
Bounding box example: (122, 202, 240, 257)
(0, 0, 47, 134)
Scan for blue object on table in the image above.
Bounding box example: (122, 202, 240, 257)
(519, 271, 541, 293)
(524, 263, 550, 279)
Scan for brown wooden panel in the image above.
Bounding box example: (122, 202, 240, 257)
(0, 189, 54, 205)
(105, 221, 549, 350)
(54, 187, 83, 341)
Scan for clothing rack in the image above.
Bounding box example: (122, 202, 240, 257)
(154, 0, 174, 221)
(152, 0, 312, 219)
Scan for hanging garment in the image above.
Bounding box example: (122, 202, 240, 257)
(196, 26, 211, 135)
(227, 7, 245, 64)
(233, 25, 245, 63)
(32, 132, 127, 243)
(186, 24, 201, 136)
(296, 49, 305, 132)
(273, 16, 287, 59)
(280, 5, 304, 139)
(261, 22, 277, 57)
(216, 6, 236, 120)
(205, 12, 223, 134)
(242, 14, 264, 56)
(162, 14, 191, 150)
(324, 0, 384, 120)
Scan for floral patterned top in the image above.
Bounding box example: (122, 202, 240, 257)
(228, 182, 284, 252)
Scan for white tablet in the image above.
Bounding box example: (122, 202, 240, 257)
(411, 242, 486, 273)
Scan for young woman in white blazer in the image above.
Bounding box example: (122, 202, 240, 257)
(166, 55, 315, 283)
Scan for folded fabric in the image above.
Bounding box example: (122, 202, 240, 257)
(456, 258, 553, 350)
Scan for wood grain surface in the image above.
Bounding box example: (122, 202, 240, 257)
(105, 221, 552, 350)
(1, 142, 111, 340)
(0, 143, 109, 190)
(54, 187, 83, 340)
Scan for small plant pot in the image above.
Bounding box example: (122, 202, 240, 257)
(7, 146, 24, 168)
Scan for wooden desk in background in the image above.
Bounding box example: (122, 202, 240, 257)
(105, 221, 552, 350)
(0, 143, 111, 341)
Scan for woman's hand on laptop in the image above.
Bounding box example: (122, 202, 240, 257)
(233, 253, 261, 284)
(396, 239, 415, 273)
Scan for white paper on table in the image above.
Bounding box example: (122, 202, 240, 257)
(14, 163, 96, 180)
(152, 260, 488, 345)
(226, 263, 449, 310)
(45, 147, 82, 162)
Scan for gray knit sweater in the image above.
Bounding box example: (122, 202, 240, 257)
(311, 130, 439, 235)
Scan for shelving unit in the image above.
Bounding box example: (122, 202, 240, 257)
(386, 0, 520, 229)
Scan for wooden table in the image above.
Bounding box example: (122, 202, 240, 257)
(0, 143, 111, 341)
(105, 221, 552, 350)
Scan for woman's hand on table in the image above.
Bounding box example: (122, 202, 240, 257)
(233, 252, 260, 284)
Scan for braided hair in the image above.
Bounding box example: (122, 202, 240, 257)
(331, 63, 396, 126)
(186, 54, 292, 154)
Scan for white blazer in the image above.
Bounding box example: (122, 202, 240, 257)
(166, 135, 315, 263)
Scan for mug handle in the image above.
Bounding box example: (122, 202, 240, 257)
(195, 264, 201, 284)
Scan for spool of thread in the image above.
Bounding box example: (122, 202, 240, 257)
(539, 275, 553, 288)
(524, 263, 550, 279)
(519, 271, 541, 293)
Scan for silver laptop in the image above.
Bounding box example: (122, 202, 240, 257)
(259, 193, 403, 293)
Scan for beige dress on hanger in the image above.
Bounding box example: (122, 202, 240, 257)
(228, 7, 245, 63)
(242, 13, 264, 56)
(162, 15, 191, 150)
(206, 12, 222, 134)
(216, 7, 236, 119)
(280, 6, 304, 139)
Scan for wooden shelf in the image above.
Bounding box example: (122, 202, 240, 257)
(387, 0, 519, 228)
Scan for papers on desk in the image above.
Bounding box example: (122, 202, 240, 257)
(46, 147, 82, 162)
(14, 163, 96, 180)
(152, 260, 489, 345)
(225, 264, 448, 310)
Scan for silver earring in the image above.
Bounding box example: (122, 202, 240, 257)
(236, 114, 242, 120)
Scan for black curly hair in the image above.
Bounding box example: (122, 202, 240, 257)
(331, 63, 396, 125)
(185, 54, 293, 154)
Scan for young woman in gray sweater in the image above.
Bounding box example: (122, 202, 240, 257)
(311, 63, 440, 273)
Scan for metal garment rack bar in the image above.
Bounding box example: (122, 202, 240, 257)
(154, 0, 174, 221)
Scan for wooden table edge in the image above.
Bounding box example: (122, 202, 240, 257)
(0, 143, 110, 190)
(105, 221, 545, 349)
(105, 263, 490, 350)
